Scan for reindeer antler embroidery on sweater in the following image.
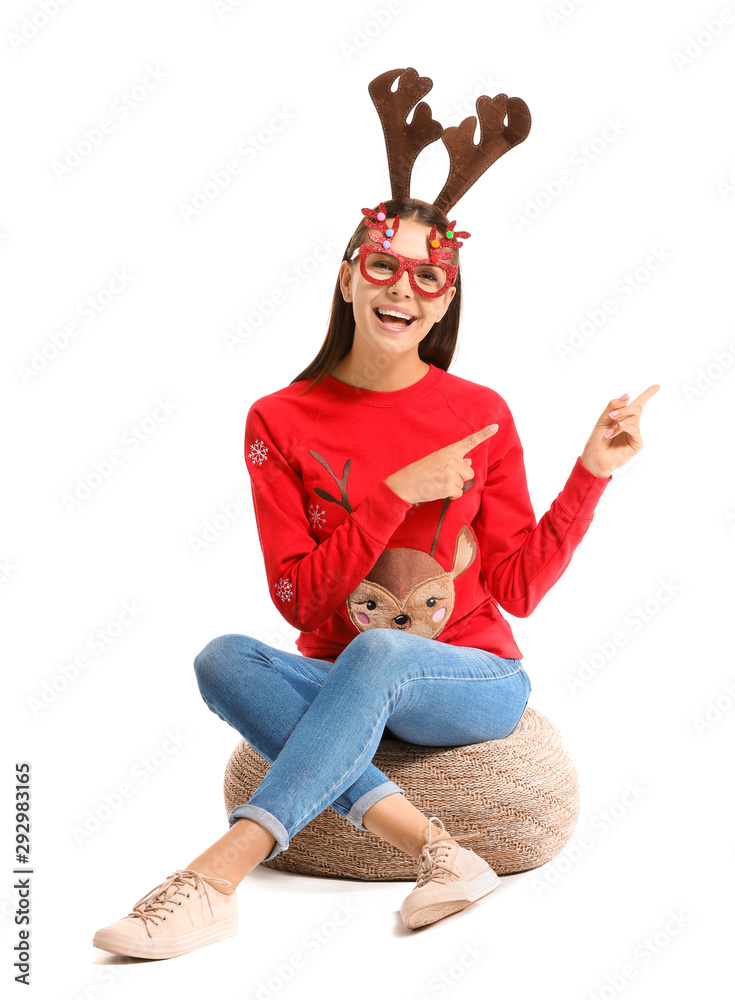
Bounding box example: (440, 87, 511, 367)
(309, 449, 354, 514)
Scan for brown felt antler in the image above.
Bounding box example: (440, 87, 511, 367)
(434, 93, 532, 214)
(368, 67, 444, 201)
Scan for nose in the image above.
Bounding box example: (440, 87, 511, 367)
(393, 614, 410, 628)
(389, 269, 413, 296)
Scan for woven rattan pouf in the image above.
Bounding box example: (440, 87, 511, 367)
(223, 706, 579, 880)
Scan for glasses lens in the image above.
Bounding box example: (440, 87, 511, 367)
(413, 263, 449, 294)
(364, 252, 400, 282)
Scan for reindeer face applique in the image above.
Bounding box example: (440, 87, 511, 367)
(310, 448, 478, 639)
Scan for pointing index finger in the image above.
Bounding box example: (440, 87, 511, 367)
(457, 424, 498, 456)
(632, 384, 662, 407)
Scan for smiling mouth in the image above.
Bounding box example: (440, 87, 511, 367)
(373, 308, 417, 330)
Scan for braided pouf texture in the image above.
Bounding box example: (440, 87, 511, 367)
(223, 706, 580, 880)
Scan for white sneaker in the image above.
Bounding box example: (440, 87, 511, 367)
(93, 868, 237, 960)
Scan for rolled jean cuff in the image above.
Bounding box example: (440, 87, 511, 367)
(345, 781, 405, 832)
(228, 804, 289, 863)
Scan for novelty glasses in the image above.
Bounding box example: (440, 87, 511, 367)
(348, 244, 457, 298)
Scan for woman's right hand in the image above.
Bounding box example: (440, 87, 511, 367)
(385, 424, 499, 505)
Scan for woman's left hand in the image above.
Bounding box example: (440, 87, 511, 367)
(579, 384, 661, 479)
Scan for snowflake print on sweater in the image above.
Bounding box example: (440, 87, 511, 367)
(249, 439, 269, 466)
(308, 503, 326, 529)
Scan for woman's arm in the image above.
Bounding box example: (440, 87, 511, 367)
(245, 401, 413, 633)
(471, 401, 612, 619)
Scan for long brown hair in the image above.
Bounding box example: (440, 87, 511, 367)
(290, 198, 463, 395)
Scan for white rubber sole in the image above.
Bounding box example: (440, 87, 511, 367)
(93, 916, 238, 960)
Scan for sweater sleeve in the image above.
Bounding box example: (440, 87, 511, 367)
(245, 400, 414, 633)
(473, 401, 612, 618)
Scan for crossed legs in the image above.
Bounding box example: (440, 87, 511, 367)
(189, 630, 530, 891)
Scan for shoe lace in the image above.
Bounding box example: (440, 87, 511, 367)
(126, 869, 232, 936)
(414, 816, 478, 889)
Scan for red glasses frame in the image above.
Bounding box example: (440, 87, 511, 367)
(348, 243, 457, 299)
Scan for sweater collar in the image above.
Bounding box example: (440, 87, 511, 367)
(318, 363, 444, 406)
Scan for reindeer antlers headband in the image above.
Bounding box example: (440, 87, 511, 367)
(354, 67, 532, 268)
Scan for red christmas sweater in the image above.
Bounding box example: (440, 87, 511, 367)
(244, 363, 612, 661)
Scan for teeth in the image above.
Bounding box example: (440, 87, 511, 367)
(377, 308, 414, 322)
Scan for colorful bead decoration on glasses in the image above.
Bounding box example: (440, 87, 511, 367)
(348, 201, 471, 298)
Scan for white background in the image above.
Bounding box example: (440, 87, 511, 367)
(2, 0, 731, 996)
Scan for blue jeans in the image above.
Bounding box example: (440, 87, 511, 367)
(193, 629, 532, 862)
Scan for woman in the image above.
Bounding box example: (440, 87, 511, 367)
(92, 196, 659, 960)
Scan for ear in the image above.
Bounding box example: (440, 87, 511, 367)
(339, 260, 353, 301)
(441, 283, 457, 313)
